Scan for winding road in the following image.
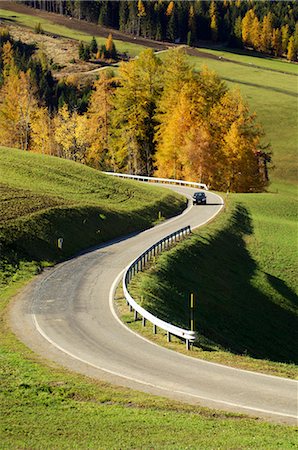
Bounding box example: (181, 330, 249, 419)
(10, 185, 297, 425)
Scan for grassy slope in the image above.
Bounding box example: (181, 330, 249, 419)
(0, 147, 185, 290)
(196, 46, 298, 75)
(127, 198, 298, 375)
(0, 8, 148, 57)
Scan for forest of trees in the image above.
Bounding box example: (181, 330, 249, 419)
(22, 0, 298, 60)
(0, 29, 270, 192)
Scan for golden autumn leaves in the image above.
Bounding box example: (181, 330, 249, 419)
(0, 43, 269, 192)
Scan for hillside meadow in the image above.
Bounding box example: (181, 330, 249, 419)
(0, 147, 185, 291)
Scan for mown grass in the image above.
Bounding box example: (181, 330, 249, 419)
(0, 147, 185, 289)
(0, 8, 148, 57)
(196, 46, 298, 75)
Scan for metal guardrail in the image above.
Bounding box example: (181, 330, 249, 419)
(122, 225, 196, 349)
(103, 172, 208, 190)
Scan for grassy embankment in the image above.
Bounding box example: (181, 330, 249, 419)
(0, 147, 185, 293)
(0, 8, 148, 58)
(117, 49, 298, 378)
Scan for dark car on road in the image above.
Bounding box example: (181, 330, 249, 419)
(192, 191, 207, 205)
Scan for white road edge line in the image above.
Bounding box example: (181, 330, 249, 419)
(32, 312, 297, 419)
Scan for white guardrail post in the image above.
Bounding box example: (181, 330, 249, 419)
(122, 225, 196, 350)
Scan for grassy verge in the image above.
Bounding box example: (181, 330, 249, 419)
(0, 8, 149, 57)
(115, 195, 298, 379)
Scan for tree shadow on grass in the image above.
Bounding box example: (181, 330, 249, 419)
(144, 204, 298, 364)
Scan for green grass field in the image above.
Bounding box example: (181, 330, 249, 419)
(125, 197, 298, 374)
(196, 46, 298, 75)
(0, 8, 149, 57)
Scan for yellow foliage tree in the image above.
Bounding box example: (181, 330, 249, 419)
(182, 125, 211, 185)
(242, 9, 256, 47)
(0, 68, 37, 151)
(287, 36, 296, 61)
(86, 71, 114, 168)
(53, 104, 89, 162)
(251, 16, 261, 51)
(209, 89, 265, 192)
(30, 106, 54, 155)
(260, 13, 273, 53)
(155, 87, 192, 179)
(105, 33, 116, 59)
(209, 1, 218, 42)
(272, 28, 282, 57)
(166, 1, 174, 16)
(111, 49, 161, 174)
(281, 24, 289, 54)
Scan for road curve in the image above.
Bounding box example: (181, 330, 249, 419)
(10, 186, 297, 425)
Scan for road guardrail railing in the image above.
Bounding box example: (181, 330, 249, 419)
(103, 172, 208, 190)
(122, 225, 196, 350)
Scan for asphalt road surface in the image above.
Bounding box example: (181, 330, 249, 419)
(10, 185, 297, 425)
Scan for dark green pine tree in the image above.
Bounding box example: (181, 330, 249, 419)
(98, 0, 108, 26)
(119, 1, 129, 32)
(78, 41, 85, 60)
(90, 36, 98, 54)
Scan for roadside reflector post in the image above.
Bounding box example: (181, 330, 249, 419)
(189, 292, 195, 351)
(190, 292, 195, 332)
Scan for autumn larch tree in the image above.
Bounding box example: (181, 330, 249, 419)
(86, 70, 115, 169)
(0, 43, 38, 151)
(110, 49, 161, 175)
